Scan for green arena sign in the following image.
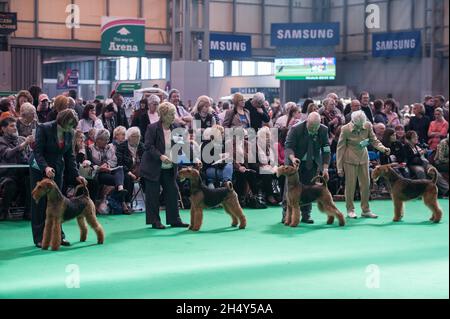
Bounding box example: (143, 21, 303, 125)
(116, 82, 141, 93)
(101, 17, 145, 57)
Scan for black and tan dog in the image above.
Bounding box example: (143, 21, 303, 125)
(178, 167, 246, 231)
(277, 165, 345, 227)
(32, 178, 104, 250)
(372, 164, 443, 223)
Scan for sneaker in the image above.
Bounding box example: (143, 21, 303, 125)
(347, 210, 357, 219)
(247, 197, 267, 209)
(361, 211, 378, 219)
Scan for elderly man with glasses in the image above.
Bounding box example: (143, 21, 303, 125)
(282, 112, 331, 224)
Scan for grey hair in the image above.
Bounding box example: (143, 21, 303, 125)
(20, 102, 37, 117)
(95, 128, 110, 142)
(307, 111, 321, 124)
(351, 110, 367, 124)
(126, 126, 141, 140)
(148, 94, 161, 105)
(326, 93, 338, 100)
(67, 97, 76, 108)
(284, 102, 297, 113)
(253, 92, 265, 104)
(113, 126, 126, 139)
(322, 98, 334, 107)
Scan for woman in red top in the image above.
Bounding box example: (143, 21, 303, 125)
(428, 108, 449, 150)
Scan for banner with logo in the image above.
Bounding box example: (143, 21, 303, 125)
(372, 31, 421, 57)
(271, 23, 340, 47)
(101, 17, 145, 57)
(210, 33, 252, 59)
(0, 12, 17, 35)
(57, 69, 79, 90)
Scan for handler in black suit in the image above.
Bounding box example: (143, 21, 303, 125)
(283, 112, 332, 224)
(140, 102, 189, 229)
(29, 109, 87, 248)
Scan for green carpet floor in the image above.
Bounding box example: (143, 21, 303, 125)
(0, 200, 448, 299)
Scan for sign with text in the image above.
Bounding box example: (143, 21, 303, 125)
(372, 31, 421, 57)
(57, 69, 79, 90)
(0, 12, 17, 35)
(101, 17, 145, 57)
(210, 33, 252, 59)
(271, 23, 340, 47)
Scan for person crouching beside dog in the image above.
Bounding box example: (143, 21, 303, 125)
(140, 102, 189, 229)
(283, 112, 332, 224)
(336, 110, 391, 219)
(29, 109, 87, 248)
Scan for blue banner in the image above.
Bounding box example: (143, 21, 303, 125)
(271, 23, 340, 47)
(210, 33, 252, 59)
(372, 31, 421, 57)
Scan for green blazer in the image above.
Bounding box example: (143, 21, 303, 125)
(284, 121, 331, 167)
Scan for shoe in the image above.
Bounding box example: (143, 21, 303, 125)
(152, 222, 166, 229)
(246, 197, 267, 209)
(361, 211, 378, 219)
(207, 183, 215, 189)
(61, 239, 71, 246)
(35, 242, 42, 248)
(170, 222, 189, 228)
(266, 196, 279, 206)
(347, 210, 357, 219)
(301, 218, 314, 224)
(122, 203, 131, 215)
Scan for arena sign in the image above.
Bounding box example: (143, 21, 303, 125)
(101, 17, 145, 57)
(271, 23, 340, 46)
(209, 33, 252, 59)
(372, 31, 421, 57)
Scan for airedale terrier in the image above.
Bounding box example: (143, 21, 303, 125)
(277, 165, 345, 227)
(178, 167, 246, 231)
(32, 178, 104, 250)
(372, 164, 443, 223)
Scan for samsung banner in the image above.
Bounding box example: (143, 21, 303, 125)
(372, 31, 421, 57)
(209, 33, 252, 59)
(271, 23, 340, 47)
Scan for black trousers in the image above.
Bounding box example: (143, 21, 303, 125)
(0, 171, 31, 216)
(234, 169, 258, 198)
(89, 169, 127, 202)
(30, 168, 65, 245)
(282, 162, 318, 220)
(144, 168, 182, 225)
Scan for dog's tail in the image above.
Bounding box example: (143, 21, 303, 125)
(427, 167, 438, 184)
(74, 184, 90, 197)
(225, 181, 234, 191)
(311, 175, 327, 185)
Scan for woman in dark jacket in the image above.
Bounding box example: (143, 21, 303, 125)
(404, 130, 448, 195)
(380, 128, 409, 178)
(139, 102, 189, 229)
(131, 95, 160, 142)
(29, 109, 87, 248)
(116, 127, 145, 209)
